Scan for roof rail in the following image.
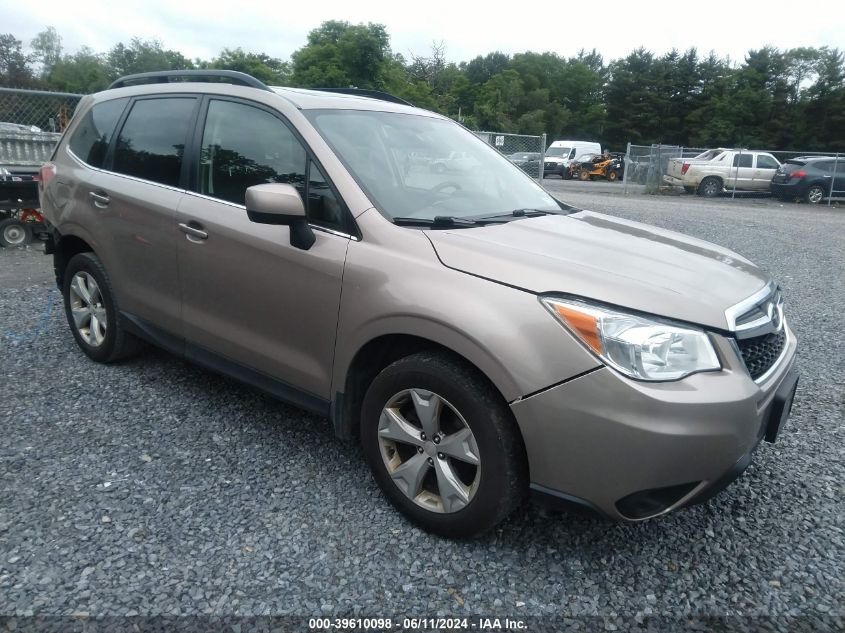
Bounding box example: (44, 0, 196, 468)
(108, 70, 271, 91)
(311, 88, 411, 106)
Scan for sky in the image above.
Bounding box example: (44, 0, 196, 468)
(3, 0, 844, 66)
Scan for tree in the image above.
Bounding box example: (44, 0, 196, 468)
(106, 38, 193, 79)
(30, 27, 62, 78)
(206, 48, 290, 85)
(0, 33, 36, 87)
(46, 47, 111, 93)
(291, 21, 393, 89)
(474, 70, 524, 131)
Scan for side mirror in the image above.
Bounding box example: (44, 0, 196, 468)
(246, 183, 315, 250)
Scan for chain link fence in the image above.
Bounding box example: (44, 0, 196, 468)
(474, 131, 547, 182)
(0, 87, 83, 133)
(623, 143, 844, 206)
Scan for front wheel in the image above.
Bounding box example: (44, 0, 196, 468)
(578, 169, 591, 181)
(805, 184, 826, 204)
(607, 170, 619, 182)
(0, 218, 33, 247)
(361, 351, 527, 538)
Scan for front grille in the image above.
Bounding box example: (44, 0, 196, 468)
(737, 329, 786, 380)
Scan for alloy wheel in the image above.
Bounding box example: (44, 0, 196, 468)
(377, 388, 481, 513)
(68, 272, 107, 347)
(807, 186, 824, 204)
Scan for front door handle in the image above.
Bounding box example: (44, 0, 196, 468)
(178, 222, 208, 241)
(88, 190, 110, 208)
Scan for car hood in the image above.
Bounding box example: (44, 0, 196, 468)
(425, 211, 770, 330)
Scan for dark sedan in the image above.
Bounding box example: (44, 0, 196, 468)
(771, 157, 845, 204)
(508, 152, 542, 177)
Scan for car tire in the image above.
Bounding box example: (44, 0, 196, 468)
(360, 351, 528, 538)
(578, 170, 590, 181)
(607, 170, 619, 182)
(698, 177, 722, 198)
(805, 184, 826, 204)
(0, 218, 33, 247)
(62, 252, 144, 363)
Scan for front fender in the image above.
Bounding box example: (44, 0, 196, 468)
(332, 220, 600, 403)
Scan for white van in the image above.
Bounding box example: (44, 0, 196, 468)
(544, 140, 602, 178)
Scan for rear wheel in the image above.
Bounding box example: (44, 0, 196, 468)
(0, 218, 33, 247)
(805, 184, 826, 204)
(579, 169, 591, 181)
(361, 351, 527, 538)
(62, 252, 144, 363)
(698, 177, 722, 198)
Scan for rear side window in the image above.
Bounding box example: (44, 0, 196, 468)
(756, 155, 779, 169)
(113, 98, 196, 188)
(732, 154, 753, 168)
(816, 160, 843, 173)
(68, 98, 128, 168)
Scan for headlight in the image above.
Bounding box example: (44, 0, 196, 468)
(541, 297, 721, 381)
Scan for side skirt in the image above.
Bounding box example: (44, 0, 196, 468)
(121, 311, 331, 417)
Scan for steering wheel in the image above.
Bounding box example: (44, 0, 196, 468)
(430, 181, 463, 194)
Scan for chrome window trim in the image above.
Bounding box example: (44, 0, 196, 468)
(184, 190, 360, 241)
(66, 146, 187, 194)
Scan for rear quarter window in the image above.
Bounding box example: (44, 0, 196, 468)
(68, 98, 128, 168)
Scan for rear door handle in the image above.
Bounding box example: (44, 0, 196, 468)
(178, 222, 208, 241)
(88, 190, 110, 208)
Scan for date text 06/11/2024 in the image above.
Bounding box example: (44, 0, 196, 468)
(308, 617, 528, 630)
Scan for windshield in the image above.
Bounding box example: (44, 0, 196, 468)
(546, 147, 571, 158)
(307, 110, 560, 221)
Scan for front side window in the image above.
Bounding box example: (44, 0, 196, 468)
(113, 98, 196, 187)
(68, 98, 128, 167)
(199, 100, 306, 205)
(199, 100, 346, 231)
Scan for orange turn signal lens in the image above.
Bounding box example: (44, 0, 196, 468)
(550, 303, 604, 355)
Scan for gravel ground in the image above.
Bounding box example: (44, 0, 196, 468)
(0, 192, 843, 630)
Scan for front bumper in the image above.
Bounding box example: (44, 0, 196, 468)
(511, 326, 798, 520)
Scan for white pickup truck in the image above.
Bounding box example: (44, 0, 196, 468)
(664, 148, 781, 197)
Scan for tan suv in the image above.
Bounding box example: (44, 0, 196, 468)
(39, 71, 799, 538)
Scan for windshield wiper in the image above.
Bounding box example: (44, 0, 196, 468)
(392, 215, 503, 228)
(473, 208, 561, 221)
